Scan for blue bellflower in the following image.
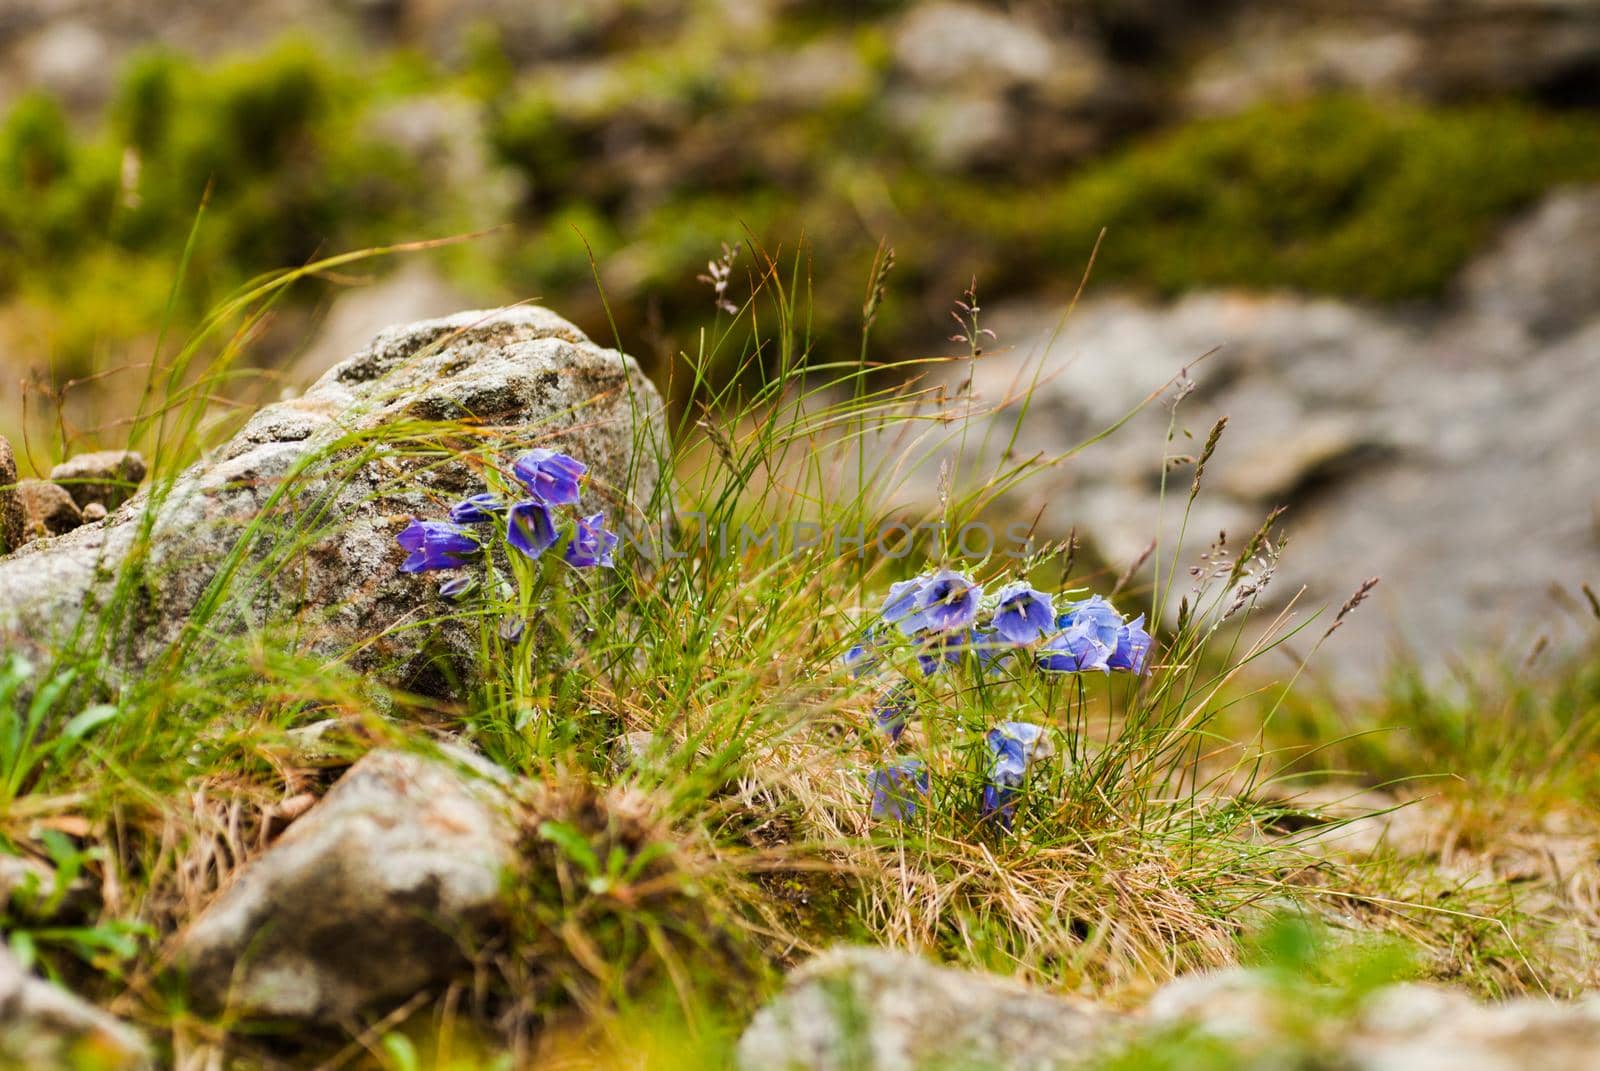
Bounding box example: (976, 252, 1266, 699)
(449, 492, 506, 524)
(981, 721, 1052, 830)
(397, 519, 481, 573)
(992, 582, 1056, 645)
(1109, 614, 1153, 673)
(1037, 618, 1112, 673)
(903, 569, 982, 635)
(512, 449, 586, 506)
(1062, 596, 1124, 649)
(507, 500, 560, 559)
(869, 758, 930, 821)
(564, 511, 619, 568)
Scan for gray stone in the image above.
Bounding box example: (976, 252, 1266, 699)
(15, 479, 82, 541)
(1144, 967, 1600, 1071)
(611, 730, 664, 772)
(0, 433, 21, 554)
(49, 450, 146, 511)
(1349, 986, 1600, 1071)
(0, 307, 668, 691)
(737, 946, 1110, 1071)
(892, 2, 1057, 88)
(0, 944, 148, 1069)
(1458, 187, 1600, 342)
(173, 748, 522, 1022)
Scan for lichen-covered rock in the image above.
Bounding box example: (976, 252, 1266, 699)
(173, 748, 522, 1022)
(15, 479, 82, 541)
(0, 434, 22, 554)
(0, 307, 668, 690)
(0, 945, 148, 1069)
(737, 947, 1110, 1071)
(49, 449, 147, 511)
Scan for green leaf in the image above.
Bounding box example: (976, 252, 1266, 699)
(379, 1032, 419, 1071)
(60, 703, 118, 744)
(537, 820, 601, 878)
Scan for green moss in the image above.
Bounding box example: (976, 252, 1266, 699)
(0, 39, 444, 369)
(953, 97, 1600, 301)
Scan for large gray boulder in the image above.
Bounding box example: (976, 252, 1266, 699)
(0, 307, 668, 691)
(173, 748, 522, 1022)
(0, 945, 148, 1069)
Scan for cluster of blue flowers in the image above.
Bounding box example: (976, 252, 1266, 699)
(396, 449, 618, 583)
(850, 568, 1152, 831)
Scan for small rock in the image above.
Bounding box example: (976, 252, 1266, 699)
(611, 730, 663, 772)
(0, 434, 22, 554)
(0, 944, 148, 1069)
(16, 480, 82, 541)
(1143, 968, 1288, 1043)
(173, 748, 521, 1022)
(80, 502, 108, 523)
(49, 450, 146, 511)
(892, 2, 1057, 87)
(737, 946, 1110, 1071)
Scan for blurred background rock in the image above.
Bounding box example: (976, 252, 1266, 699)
(0, 0, 1596, 681)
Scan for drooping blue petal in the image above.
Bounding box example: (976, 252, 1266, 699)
(981, 721, 1051, 830)
(868, 758, 929, 821)
(507, 500, 560, 559)
(564, 511, 619, 568)
(499, 617, 526, 642)
(1109, 614, 1153, 673)
(1057, 595, 1124, 651)
(969, 629, 1015, 675)
(511, 448, 586, 506)
(982, 781, 1020, 831)
(449, 492, 506, 525)
(1037, 619, 1112, 674)
(397, 519, 481, 573)
(882, 576, 931, 634)
(992, 582, 1056, 646)
(438, 575, 476, 599)
(915, 628, 977, 676)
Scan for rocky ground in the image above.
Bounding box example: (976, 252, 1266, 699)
(2, 305, 1597, 1069)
